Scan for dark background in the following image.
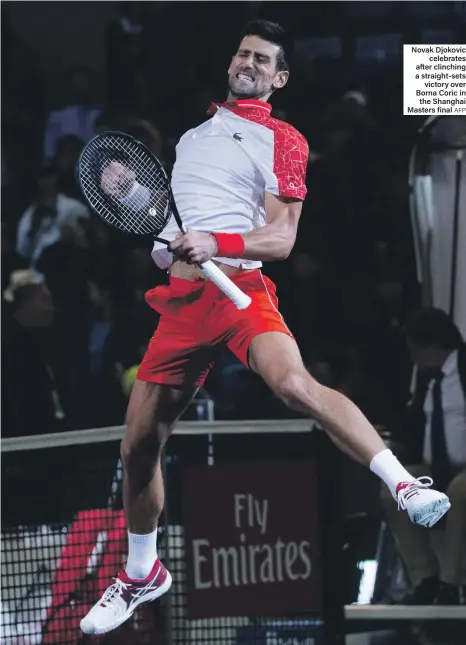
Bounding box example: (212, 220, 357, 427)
(2, 4, 466, 636)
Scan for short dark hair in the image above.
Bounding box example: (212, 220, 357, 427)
(403, 307, 463, 351)
(240, 20, 290, 72)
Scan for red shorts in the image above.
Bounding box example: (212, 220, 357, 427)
(137, 269, 292, 388)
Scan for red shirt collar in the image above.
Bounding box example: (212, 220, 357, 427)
(208, 99, 272, 115)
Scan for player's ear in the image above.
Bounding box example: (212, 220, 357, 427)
(272, 70, 289, 90)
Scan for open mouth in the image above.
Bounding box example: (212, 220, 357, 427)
(236, 73, 255, 82)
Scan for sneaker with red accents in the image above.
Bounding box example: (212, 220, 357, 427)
(80, 559, 172, 635)
(396, 477, 451, 528)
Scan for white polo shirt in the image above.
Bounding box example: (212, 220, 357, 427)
(151, 100, 309, 269)
(421, 350, 466, 469)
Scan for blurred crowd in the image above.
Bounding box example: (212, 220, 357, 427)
(0, 1, 452, 437)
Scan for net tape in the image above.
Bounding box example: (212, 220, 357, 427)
(1, 420, 315, 453)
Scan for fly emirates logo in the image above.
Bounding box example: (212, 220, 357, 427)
(192, 494, 312, 589)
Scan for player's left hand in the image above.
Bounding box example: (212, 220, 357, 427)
(168, 230, 218, 265)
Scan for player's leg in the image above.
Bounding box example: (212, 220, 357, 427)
(249, 332, 386, 463)
(80, 382, 197, 636)
(81, 281, 216, 635)
(222, 272, 387, 464)
(122, 381, 198, 568)
(247, 331, 450, 528)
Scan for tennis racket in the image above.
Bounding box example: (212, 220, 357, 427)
(76, 131, 251, 310)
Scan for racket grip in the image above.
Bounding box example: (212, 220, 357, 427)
(199, 260, 252, 310)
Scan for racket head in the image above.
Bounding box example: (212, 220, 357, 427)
(76, 131, 173, 236)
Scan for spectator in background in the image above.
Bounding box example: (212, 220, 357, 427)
(106, 2, 149, 113)
(307, 345, 388, 422)
(2, 270, 66, 437)
(43, 65, 101, 160)
(1, 221, 28, 296)
(308, 346, 360, 396)
(108, 245, 162, 367)
(16, 164, 89, 266)
(117, 116, 164, 162)
(309, 89, 384, 275)
(87, 219, 116, 282)
(36, 218, 117, 430)
(380, 308, 466, 605)
(36, 217, 93, 318)
(2, 6, 46, 209)
(1, 270, 75, 530)
(54, 134, 85, 202)
(119, 246, 162, 305)
(94, 110, 116, 135)
(285, 243, 341, 355)
(86, 277, 127, 426)
(359, 242, 415, 425)
(86, 272, 157, 426)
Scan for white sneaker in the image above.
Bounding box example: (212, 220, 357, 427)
(396, 477, 451, 528)
(80, 558, 172, 635)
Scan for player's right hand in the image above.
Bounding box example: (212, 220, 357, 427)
(100, 161, 136, 198)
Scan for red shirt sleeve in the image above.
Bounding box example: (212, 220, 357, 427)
(273, 123, 309, 201)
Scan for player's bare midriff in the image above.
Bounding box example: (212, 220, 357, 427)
(170, 259, 253, 282)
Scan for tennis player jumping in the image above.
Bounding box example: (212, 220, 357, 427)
(81, 20, 450, 635)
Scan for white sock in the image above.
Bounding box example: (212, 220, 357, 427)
(370, 449, 415, 500)
(125, 528, 158, 580)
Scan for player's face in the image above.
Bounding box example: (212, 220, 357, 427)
(228, 35, 289, 100)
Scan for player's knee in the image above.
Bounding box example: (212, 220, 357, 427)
(273, 370, 316, 411)
(121, 437, 160, 487)
(120, 426, 166, 474)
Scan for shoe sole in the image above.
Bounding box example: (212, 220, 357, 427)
(80, 570, 172, 635)
(427, 499, 451, 527)
(415, 497, 451, 528)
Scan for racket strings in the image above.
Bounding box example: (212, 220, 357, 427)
(79, 133, 171, 235)
(83, 136, 166, 234)
(80, 160, 159, 235)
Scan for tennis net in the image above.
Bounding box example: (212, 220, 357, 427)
(2, 419, 341, 645)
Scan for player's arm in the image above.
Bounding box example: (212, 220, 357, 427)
(169, 195, 302, 264)
(238, 127, 308, 261)
(237, 193, 302, 261)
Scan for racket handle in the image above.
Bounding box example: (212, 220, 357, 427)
(199, 260, 252, 310)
